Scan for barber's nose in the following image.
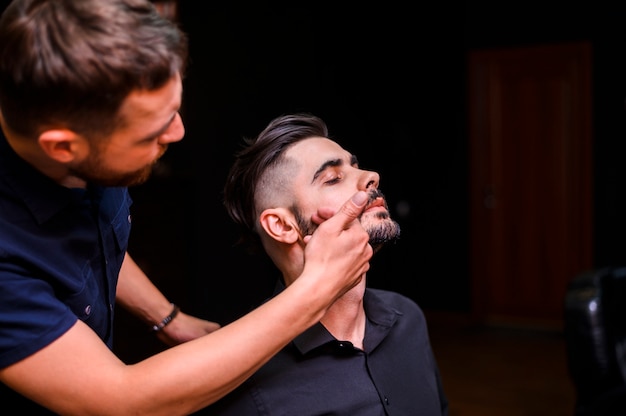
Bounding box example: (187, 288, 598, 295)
(159, 113, 185, 144)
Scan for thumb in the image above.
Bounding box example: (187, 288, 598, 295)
(326, 191, 368, 229)
(311, 191, 367, 225)
(337, 191, 369, 224)
(302, 191, 368, 243)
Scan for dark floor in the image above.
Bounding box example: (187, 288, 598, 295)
(425, 311, 577, 416)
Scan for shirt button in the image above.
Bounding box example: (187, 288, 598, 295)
(84, 304, 92, 315)
(128, 214, 132, 223)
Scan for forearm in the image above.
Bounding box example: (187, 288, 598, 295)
(13, 192, 371, 414)
(131, 274, 335, 414)
(115, 253, 173, 325)
(1, 271, 338, 416)
(116, 253, 221, 346)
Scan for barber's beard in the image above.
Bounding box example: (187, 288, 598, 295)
(68, 148, 163, 187)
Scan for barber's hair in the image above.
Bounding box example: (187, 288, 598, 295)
(0, 0, 188, 139)
(223, 113, 329, 250)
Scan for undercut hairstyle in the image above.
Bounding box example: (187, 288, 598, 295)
(0, 0, 188, 140)
(223, 113, 329, 251)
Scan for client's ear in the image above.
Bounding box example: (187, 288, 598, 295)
(259, 208, 300, 244)
(38, 129, 84, 163)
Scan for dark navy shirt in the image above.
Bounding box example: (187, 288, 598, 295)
(0, 132, 132, 411)
(201, 285, 449, 416)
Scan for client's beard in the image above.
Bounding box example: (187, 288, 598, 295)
(293, 189, 401, 252)
(367, 210, 401, 251)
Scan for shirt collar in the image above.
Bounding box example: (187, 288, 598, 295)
(271, 280, 401, 355)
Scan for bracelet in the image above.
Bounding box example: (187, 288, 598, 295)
(150, 303, 180, 332)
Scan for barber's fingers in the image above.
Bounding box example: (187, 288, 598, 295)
(310, 211, 330, 225)
(303, 191, 368, 243)
(312, 191, 368, 226)
(332, 191, 368, 226)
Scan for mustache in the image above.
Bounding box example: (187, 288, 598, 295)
(366, 188, 388, 208)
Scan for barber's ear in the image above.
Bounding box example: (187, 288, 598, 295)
(259, 208, 300, 244)
(38, 129, 84, 163)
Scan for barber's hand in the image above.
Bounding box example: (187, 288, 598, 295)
(308, 201, 347, 227)
(156, 312, 221, 346)
(302, 191, 373, 297)
(303, 191, 368, 242)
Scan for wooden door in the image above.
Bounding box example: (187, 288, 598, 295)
(468, 42, 593, 329)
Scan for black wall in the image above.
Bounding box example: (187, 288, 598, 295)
(124, 3, 626, 328)
(145, 3, 626, 326)
(2, 1, 626, 342)
(167, 3, 469, 324)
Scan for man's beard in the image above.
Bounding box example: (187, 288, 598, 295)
(366, 210, 401, 251)
(293, 189, 401, 252)
(68, 148, 163, 187)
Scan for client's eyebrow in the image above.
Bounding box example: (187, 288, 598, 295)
(312, 158, 342, 183)
(311, 154, 359, 184)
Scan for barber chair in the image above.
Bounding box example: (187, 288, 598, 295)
(564, 267, 626, 415)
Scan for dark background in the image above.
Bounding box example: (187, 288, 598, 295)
(2, 0, 626, 360)
(127, 2, 626, 332)
(153, 2, 471, 325)
(127, 2, 626, 330)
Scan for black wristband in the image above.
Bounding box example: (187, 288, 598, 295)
(150, 303, 180, 332)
